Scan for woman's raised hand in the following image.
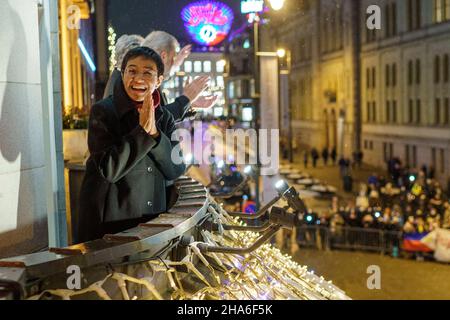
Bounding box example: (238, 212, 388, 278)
(138, 93, 159, 137)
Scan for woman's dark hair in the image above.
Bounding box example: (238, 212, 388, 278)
(120, 46, 165, 77)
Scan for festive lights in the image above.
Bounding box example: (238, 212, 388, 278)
(181, 1, 234, 46)
(107, 24, 117, 74)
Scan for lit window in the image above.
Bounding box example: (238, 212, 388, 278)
(228, 81, 235, 98)
(194, 61, 202, 73)
(217, 60, 226, 73)
(203, 61, 212, 73)
(216, 76, 224, 87)
(184, 61, 192, 73)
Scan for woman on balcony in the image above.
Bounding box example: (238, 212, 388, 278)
(77, 47, 186, 243)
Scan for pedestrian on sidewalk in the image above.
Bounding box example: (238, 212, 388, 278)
(311, 148, 319, 168)
(338, 157, 346, 177)
(357, 150, 364, 168)
(303, 150, 309, 168)
(330, 147, 337, 165)
(322, 147, 329, 166)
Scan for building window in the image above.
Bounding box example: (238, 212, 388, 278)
(367, 102, 371, 122)
(408, 60, 413, 85)
(386, 64, 390, 87)
(228, 81, 234, 99)
(435, 0, 442, 22)
(416, 59, 421, 84)
(446, 0, 450, 20)
(412, 145, 418, 168)
(436, 98, 441, 125)
(184, 61, 192, 73)
(366, 68, 370, 89)
(432, 147, 437, 171)
(372, 101, 376, 122)
(408, 0, 414, 30)
(405, 145, 411, 167)
(386, 101, 391, 123)
(444, 54, 449, 83)
(445, 98, 450, 124)
(203, 61, 211, 73)
(216, 60, 225, 73)
(392, 3, 397, 35)
(416, 99, 421, 124)
(416, 0, 422, 28)
(435, 0, 444, 22)
(435, 56, 441, 83)
(393, 100, 397, 123)
(194, 61, 202, 73)
(392, 64, 397, 87)
(372, 67, 376, 88)
(440, 148, 446, 173)
(409, 99, 414, 124)
(408, 0, 421, 29)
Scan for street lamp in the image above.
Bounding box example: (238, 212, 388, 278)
(268, 0, 285, 11)
(276, 48, 286, 58)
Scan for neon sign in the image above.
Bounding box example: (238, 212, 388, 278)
(181, 1, 234, 46)
(241, 0, 264, 14)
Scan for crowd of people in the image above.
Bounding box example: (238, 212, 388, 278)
(302, 161, 450, 258)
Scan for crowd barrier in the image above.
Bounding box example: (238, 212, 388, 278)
(295, 225, 403, 255)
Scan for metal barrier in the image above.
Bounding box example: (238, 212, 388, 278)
(296, 225, 402, 254)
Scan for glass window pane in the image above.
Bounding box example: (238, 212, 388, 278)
(184, 61, 192, 73)
(203, 61, 211, 73)
(194, 61, 202, 73)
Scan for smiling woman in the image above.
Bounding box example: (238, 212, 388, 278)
(77, 47, 186, 243)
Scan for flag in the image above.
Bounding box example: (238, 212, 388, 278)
(402, 232, 433, 252)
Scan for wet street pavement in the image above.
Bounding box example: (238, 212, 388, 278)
(291, 248, 450, 300)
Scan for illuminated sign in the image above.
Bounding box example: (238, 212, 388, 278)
(181, 1, 234, 46)
(241, 0, 264, 14)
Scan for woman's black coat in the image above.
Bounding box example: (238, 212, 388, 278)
(78, 78, 186, 243)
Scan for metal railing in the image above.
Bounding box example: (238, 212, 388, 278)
(296, 225, 402, 255)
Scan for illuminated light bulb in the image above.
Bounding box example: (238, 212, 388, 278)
(275, 179, 287, 190)
(269, 0, 285, 11)
(277, 48, 286, 58)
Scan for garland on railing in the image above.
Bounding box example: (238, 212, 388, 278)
(28, 199, 350, 300)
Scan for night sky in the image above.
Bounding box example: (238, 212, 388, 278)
(107, 0, 247, 46)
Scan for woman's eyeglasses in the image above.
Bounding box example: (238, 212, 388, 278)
(124, 68, 158, 80)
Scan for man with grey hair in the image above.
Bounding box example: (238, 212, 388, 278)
(142, 30, 217, 122)
(103, 34, 144, 99)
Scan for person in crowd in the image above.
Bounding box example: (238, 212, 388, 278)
(357, 150, 364, 168)
(78, 47, 186, 243)
(142, 31, 218, 122)
(443, 202, 450, 229)
(338, 157, 346, 177)
(403, 216, 416, 234)
(303, 150, 309, 168)
(330, 147, 337, 165)
(311, 148, 319, 168)
(322, 147, 329, 166)
(104, 34, 144, 99)
(368, 173, 378, 186)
